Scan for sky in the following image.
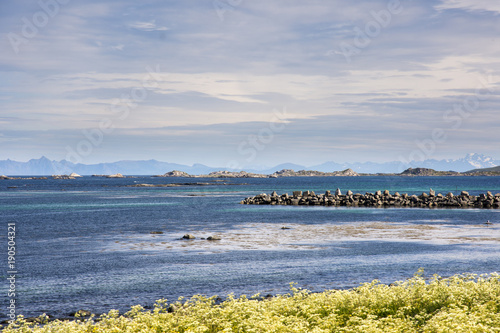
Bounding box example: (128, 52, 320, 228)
(1, 0, 500, 169)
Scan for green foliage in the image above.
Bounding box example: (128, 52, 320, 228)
(5, 272, 500, 332)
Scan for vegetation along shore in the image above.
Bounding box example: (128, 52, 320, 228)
(4, 272, 500, 332)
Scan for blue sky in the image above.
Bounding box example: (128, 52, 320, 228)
(1, 0, 499, 168)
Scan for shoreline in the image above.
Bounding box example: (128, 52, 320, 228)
(4, 220, 499, 326)
(2, 166, 500, 179)
(3, 271, 500, 331)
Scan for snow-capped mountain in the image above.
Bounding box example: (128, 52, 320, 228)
(0, 153, 498, 175)
(413, 153, 499, 173)
(460, 153, 497, 169)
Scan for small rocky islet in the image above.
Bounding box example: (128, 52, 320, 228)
(240, 189, 500, 209)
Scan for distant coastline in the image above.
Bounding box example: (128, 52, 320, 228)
(1, 167, 500, 180)
(0, 153, 499, 176)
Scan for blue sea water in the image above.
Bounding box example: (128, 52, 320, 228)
(1, 176, 500, 321)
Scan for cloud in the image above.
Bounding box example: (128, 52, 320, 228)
(435, 0, 500, 14)
(1, 0, 500, 164)
(129, 20, 169, 31)
(110, 44, 125, 51)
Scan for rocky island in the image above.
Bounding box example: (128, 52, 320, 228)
(152, 167, 499, 178)
(1, 167, 499, 180)
(152, 168, 360, 178)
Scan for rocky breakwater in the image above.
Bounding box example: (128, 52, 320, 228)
(240, 189, 500, 209)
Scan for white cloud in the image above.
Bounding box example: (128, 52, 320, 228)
(436, 0, 500, 14)
(111, 44, 125, 51)
(1, 0, 500, 164)
(129, 20, 169, 31)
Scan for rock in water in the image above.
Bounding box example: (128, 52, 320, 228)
(106, 173, 125, 178)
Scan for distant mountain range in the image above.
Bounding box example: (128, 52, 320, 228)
(306, 153, 499, 174)
(0, 153, 498, 176)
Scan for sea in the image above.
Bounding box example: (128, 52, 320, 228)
(1, 175, 500, 321)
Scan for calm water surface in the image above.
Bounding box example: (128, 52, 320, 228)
(1, 176, 499, 321)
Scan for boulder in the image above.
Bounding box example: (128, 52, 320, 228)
(429, 188, 435, 197)
(72, 310, 92, 317)
(207, 236, 221, 241)
(461, 191, 469, 197)
(182, 234, 195, 239)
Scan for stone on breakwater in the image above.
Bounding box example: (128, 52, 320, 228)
(239, 189, 500, 209)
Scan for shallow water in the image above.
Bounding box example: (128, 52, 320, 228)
(1, 176, 499, 321)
